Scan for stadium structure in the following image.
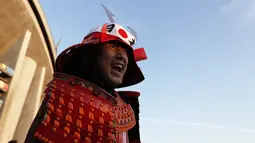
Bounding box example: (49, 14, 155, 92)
(0, 0, 57, 142)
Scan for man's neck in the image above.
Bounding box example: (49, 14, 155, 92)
(99, 82, 116, 97)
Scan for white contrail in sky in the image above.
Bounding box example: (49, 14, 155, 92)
(141, 117, 255, 132)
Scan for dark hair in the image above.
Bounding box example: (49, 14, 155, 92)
(61, 44, 103, 83)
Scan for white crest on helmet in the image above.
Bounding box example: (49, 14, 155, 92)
(127, 26, 138, 40)
(85, 5, 137, 47)
(101, 4, 115, 23)
(87, 23, 136, 47)
(87, 25, 100, 35)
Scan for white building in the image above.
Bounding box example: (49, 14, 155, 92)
(0, 0, 56, 142)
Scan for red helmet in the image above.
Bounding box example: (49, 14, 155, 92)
(55, 22, 147, 88)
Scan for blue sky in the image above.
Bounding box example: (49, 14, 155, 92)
(40, 0, 255, 142)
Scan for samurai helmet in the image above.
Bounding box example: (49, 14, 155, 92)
(55, 5, 147, 88)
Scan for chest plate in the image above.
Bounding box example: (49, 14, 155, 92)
(33, 73, 136, 143)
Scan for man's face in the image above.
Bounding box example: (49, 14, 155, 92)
(97, 41, 129, 87)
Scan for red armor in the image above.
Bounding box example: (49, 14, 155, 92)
(33, 73, 136, 143)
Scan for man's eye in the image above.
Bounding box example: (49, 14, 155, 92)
(105, 44, 115, 48)
(104, 43, 127, 53)
(120, 48, 127, 52)
(110, 45, 117, 49)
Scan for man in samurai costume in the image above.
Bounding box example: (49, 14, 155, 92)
(24, 10, 147, 143)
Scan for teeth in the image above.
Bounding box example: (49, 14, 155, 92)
(115, 64, 123, 69)
(112, 64, 123, 72)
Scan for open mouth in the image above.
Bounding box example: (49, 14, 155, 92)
(111, 63, 124, 74)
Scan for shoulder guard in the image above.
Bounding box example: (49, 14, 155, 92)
(117, 91, 141, 143)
